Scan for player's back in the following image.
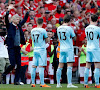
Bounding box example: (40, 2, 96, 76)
(85, 25, 100, 50)
(31, 28, 47, 50)
(57, 25, 75, 51)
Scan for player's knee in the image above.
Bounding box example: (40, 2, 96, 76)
(58, 63, 64, 68)
(39, 66, 44, 68)
(94, 63, 100, 68)
(32, 65, 37, 68)
(56, 67, 63, 73)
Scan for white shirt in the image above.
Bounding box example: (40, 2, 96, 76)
(0, 36, 9, 58)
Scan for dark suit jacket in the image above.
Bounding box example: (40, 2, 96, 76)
(5, 11, 29, 49)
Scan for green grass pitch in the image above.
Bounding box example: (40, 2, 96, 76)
(0, 84, 99, 90)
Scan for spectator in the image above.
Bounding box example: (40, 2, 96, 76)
(27, 23, 33, 33)
(0, 26, 10, 84)
(78, 38, 92, 84)
(19, 30, 31, 84)
(2, 4, 29, 85)
(46, 24, 53, 32)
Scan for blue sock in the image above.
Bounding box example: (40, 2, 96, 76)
(67, 67, 72, 84)
(31, 67, 36, 84)
(39, 67, 44, 85)
(84, 68, 89, 85)
(56, 68, 63, 84)
(94, 68, 100, 85)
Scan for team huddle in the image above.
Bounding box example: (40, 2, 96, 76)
(31, 14, 100, 88)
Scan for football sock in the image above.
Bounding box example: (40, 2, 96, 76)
(84, 68, 89, 85)
(31, 67, 36, 84)
(56, 67, 63, 84)
(67, 66, 72, 84)
(39, 67, 44, 85)
(94, 68, 99, 85)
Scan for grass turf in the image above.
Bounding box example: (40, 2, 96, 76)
(0, 84, 98, 90)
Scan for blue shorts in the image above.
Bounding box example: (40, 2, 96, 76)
(86, 50, 100, 62)
(59, 50, 75, 63)
(32, 49, 47, 66)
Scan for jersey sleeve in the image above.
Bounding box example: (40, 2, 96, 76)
(70, 27, 75, 38)
(98, 27, 100, 38)
(43, 29, 48, 39)
(31, 30, 33, 39)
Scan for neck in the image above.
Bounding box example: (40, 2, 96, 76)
(37, 24, 42, 28)
(90, 21, 97, 26)
(12, 22, 17, 26)
(62, 23, 68, 26)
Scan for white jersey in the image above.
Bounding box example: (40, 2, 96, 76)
(57, 25, 75, 51)
(31, 28, 48, 50)
(0, 36, 9, 58)
(85, 25, 100, 51)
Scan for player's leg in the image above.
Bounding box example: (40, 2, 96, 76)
(56, 52, 66, 88)
(31, 52, 38, 87)
(39, 66, 45, 85)
(39, 50, 51, 87)
(31, 65, 37, 87)
(84, 62, 91, 88)
(93, 50, 100, 88)
(67, 62, 78, 88)
(67, 50, 78, 88)
(84, 51, 92, 88)
(67, 63, 73, 85)
(56, 63, 64, 87)
(94, 62, 100, 88)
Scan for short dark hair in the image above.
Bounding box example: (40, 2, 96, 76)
(63, 15, 71, 23)
(37, 18, 43, 25)
(24, 30, 30, 34)
(91, 14, 98, 22)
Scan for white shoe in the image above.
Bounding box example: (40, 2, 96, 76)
(56, 84, 62, 88)
(19, 82, 24, 85)
(67, 84, 78, 88)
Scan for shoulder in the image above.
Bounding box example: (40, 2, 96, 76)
(57, 26, 62, 30)
(41, 28, 46, 33)
(31, 28, 36, 33)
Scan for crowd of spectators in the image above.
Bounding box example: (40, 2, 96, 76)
(0, 0, 100, 46)
(0, 0, 100, 84)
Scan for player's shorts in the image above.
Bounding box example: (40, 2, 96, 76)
(59, 50, 75, 63)
(86, 50, 100, 62)
(0, 58, 10, 73)
(33, 49, 47, 66)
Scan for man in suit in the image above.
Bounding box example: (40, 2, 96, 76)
(2, 4, 29, 85)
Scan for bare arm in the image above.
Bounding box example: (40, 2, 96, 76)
(86, 0, 91, 8)
(48, 50, 54, 57)
(45, 37, 50, 43)
(8, 0, 12, 5)
(72, 36, 76, 41)
(78, 47, 82, 57)
(21, 48, 28, 55)
(92, 0, 98, 8)
(20, 5, 30, 26)
(81, 48, 86, 55)
(15, 0, 23, 6)
(30, 47, 34, 52)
